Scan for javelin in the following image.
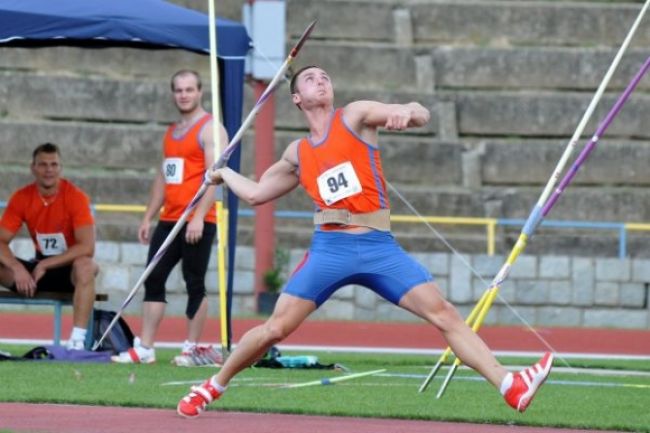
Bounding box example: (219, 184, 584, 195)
(92, 20, 317, 351)
(419, 0, 650, 394)
(282, 369, 386, 389)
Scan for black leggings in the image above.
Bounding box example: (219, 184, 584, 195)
(143, 221, 216, 319)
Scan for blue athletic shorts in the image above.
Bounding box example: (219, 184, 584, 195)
(283, 230, 434, 307)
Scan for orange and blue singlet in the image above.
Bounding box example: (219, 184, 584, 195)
(160, 113, 216, 224)
(283, 109, 433, 306)
(298, 109, 389, 218)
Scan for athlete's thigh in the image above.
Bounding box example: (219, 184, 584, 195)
(283, 245, 359, 306)
(398, 280, 448, 317)
(359, 237, 433, 304)
(266, 292, 317, 336)
(37, 264, 75, 292)
(180, 222, 216, 278)
(146, 222, 183, 279)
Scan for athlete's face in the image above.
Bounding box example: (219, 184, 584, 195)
(172, 74, 203, 114)
(31, 151, 61, 190)
(292, 67, 333, 109)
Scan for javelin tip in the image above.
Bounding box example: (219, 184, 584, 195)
(292, 20, 317, 55)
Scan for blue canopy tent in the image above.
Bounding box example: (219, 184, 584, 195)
(0, 0, 251, 349)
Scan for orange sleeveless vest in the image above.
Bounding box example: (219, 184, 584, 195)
(160, 113, 216, 223)
(298, 109, 389, 213)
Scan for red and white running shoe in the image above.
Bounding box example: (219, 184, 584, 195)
(504, 352, 554, 412)
(111, 338, 156, 364)
(177, 380, 222, 418)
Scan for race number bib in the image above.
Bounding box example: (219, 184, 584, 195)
(317, 161, 362, 205)
(163, 158, 184, 184)
(36, 232, 67, 256)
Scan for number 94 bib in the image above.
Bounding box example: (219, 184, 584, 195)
(317, 161, 362, 206)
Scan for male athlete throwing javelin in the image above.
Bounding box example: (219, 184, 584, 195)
(177, 65, 553, 417)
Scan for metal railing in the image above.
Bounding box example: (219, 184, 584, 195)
(2, 201, 649, 258)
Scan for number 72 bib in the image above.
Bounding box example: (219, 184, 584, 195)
(316, 161, 362, 205)
(36, 232, 68, 256)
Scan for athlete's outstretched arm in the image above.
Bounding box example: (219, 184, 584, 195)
(345, 100, 430, 131)
(210, 141, 300, 206)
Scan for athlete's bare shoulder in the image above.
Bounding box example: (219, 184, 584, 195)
(282, 140, 300, 169)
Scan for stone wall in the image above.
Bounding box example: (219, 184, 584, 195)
(5, 238, 648, 329)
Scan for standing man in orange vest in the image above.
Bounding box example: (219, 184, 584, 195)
(113, 70, 228, 364)
(0, 143, 98, 350)
(176, 65, 553, 416)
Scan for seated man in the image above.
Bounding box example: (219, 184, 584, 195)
(0, 143, 98, 350)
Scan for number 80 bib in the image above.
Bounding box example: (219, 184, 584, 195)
(163, 158, 184, 184)
(316, 161, 362, 205)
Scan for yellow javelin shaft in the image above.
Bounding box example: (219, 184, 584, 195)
(471, 234, 529, 330)
(216, 196, 229, 352)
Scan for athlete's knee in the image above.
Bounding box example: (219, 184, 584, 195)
(261, 319, 290, 345)
(425, 299, 464, 332)
(71, 257, 97, 286)
(185, 291, 206, 319)
(144, 282, 166, 303)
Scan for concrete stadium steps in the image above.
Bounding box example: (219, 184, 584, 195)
(244, 83, 649, 140)
(408, 1, 650, 47)
(0, 166, 154, 205)
(0, 120, 163, 168)
(0, 71, 177, 124)
(453, 90, 649, 139)
(3, 123, 649, 210)
(288, 0, 650, 48)
(481, 138, 650, 186)
(291, 41, 649, 93)
(287, 0, 396, 42)
(432, 47, 649, 91)
(94, 212, 142, 243)
(0, 46, 209, 81)
(4, 71, 647, 142)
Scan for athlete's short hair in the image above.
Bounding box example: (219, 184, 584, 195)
(171, 70, 203, 91)
(289, 65, 320, 94)
(32, 142, 60, 163)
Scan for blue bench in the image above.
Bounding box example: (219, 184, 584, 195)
(0, 291, 108, 348)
